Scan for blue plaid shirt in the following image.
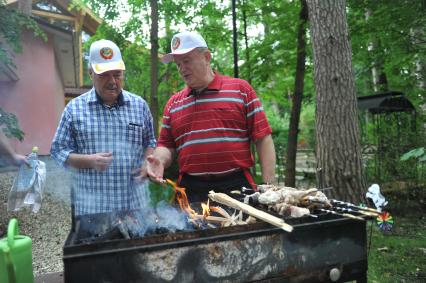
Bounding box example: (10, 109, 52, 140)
(51, 88, 156, 215)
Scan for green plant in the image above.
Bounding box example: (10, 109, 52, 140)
(400, 147, 426, 185)
(400, 147, 426, 163)
(299, 103, 316, 148)
(0, 0, 46, 69)
(0, 108, 24, 141)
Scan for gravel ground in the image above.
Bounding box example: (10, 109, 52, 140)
(0, 165, 71, 276)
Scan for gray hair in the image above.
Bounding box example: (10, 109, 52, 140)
(197, 47, 209, 54)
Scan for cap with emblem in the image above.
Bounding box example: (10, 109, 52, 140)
(89, 39, 126, 74)
(161, 31, 208, 64)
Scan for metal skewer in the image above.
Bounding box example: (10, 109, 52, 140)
(330, 199, 380, 214)
(318, 209, 364, 221)
(333, 206, 377, 217)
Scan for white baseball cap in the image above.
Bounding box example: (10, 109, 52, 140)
(89, 39, 126, 74)
(161, 31, 208, 64)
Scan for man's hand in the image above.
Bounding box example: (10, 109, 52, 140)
(131, 164, 148, 183)
(146, 154, 166, 184)
(12, 154, 29, 167)
(91, 152, 113, 171)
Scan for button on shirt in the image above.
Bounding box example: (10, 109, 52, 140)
(51, 88, 156, 215)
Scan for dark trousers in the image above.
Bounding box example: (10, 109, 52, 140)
(178, 170, 252, 203)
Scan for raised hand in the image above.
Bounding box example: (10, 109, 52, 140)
(145, 154, 166, 184)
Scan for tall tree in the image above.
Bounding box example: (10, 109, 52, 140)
(306, 0, 366, 202)
(150, 0, 159, 134)
(285, 0, 308, 187)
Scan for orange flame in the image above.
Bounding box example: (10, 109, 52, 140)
(201, 199, 210, 219)
(166, 179, 197, 217)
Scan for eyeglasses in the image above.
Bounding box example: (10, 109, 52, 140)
(97, 72, 124, 80)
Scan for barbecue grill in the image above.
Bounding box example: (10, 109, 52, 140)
(63, 208, 368, 283)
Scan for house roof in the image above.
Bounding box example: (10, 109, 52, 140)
(5, 0, 102, 34)
(357, 91, 416, 114)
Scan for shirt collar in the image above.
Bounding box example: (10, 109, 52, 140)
(183, 73, 222, 97)
(87, 87, 126, 106)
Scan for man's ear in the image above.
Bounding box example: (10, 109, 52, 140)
(88, 68, 94, 80)
(204, 50, 212, 63)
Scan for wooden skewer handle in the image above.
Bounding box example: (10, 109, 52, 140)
(209, 192, 293, 232)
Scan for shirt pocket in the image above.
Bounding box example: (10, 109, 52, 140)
(126, 122, 145, 146)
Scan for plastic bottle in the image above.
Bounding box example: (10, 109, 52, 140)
(148, 180, 176, 207)
(8, 146, 45, 213)
(16, 147, 39, 191)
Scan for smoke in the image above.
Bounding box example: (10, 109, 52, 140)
(126, 180, 192, 237)
(49, 138, 193, 239)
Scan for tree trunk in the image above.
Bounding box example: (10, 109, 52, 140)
(232, 0, 239, 78)
(240, 0, 258, 177)
(241, 0, 252, 85)
(285, 0, 308, 187)
(306, 0, 366, 203)
(150, 0, 159, 135)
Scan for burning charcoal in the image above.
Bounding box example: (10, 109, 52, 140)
(155, 227, 171, 234)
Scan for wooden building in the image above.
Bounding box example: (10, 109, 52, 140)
(0, 0, 101, 154)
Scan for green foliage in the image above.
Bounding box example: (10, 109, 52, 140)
(0, 108, 24, 141)
(348, 0, 426, 107)
(299, 103, 316, 148)
(400, 147, 426, 162)
(264, 101, 289, 153)
(400, 147, 426, 183)
(79, 0, 425, 184)
(0, 1, 46, 69)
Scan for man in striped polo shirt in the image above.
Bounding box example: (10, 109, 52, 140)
(147, 31, 276, 202)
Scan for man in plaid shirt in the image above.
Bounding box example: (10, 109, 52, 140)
(51, 40, 156, 215)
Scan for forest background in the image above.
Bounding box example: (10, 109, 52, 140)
(79, 0, 425, 193)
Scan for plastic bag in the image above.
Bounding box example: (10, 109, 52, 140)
(7, 150, 46, 213)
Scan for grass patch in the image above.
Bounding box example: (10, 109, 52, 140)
(367, 214, 426, 283)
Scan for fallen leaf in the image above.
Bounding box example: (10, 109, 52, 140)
(377, 246, 389, 251)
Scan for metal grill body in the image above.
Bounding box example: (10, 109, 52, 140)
(63, 213, 367, 283)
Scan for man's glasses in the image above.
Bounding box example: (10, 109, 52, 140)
(97, 72, 124, 80)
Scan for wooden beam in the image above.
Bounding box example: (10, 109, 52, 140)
(208, 192, 294, 232)
(74, 12, 85, 87)
(54, 0, 102, 27)
(32, 9, 75, 22)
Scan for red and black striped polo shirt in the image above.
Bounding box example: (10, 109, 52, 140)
(158, 74, 272, 175)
